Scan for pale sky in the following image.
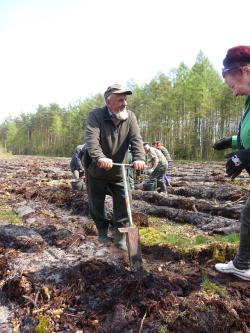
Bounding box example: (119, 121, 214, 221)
(0, 0, 249, 124)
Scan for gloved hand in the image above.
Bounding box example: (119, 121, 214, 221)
(213, 136, 232, 150)
(226, 149, 250, 179)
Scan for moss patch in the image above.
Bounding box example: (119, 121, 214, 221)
(0, 198, 22, 225)
(140, 217, 239, 256)
(201, 274, 228, 297)
(34, 315, 54, 333)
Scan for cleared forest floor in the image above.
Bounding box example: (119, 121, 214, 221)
(0, 155, 250, 333)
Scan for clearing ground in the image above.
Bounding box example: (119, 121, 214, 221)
(0, 155, 250, 333)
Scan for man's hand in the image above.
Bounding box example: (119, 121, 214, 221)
(97, 157, 113, 170)
(213, 136, 232, 150)
(226, 149, 250, 179)
(132, 160, 145, 171)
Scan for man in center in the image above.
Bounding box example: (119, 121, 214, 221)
(84, 84, 145, 250)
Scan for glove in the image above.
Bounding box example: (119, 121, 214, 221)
(213, 136, 232, 150)
(226, 149, 250, 179)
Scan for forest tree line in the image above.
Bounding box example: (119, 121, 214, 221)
(0, 52, 245, 161)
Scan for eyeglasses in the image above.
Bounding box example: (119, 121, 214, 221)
(222, 66, 243, 78)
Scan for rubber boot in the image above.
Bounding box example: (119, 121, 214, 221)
(97, 228, 109, 244)
(157, 180, 167, 193)
(112, 228, 127, 251)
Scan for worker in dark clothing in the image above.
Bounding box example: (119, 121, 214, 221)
(85, 84, 145, 250)
(70, 144, 86, 179)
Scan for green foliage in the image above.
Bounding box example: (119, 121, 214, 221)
(5, 121, 17, 152)
(0, 51, 244, 160)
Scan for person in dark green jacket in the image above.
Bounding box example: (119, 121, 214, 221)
(213, 45, 250, 280)
(85, 84, 145, 250)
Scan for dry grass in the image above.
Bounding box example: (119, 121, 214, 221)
(0, 145, 12, 159)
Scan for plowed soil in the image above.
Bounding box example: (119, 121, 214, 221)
(0, 155, 250, 333)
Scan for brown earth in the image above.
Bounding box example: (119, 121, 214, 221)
(0, 155, 250, 333)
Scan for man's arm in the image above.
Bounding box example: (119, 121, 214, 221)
(85, 110, 106, 163)
(147, 149, 159, 170)
(85, 110, 113, 170)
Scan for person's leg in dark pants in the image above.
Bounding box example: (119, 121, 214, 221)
(233, 197, 250, 269)
(87, 173, 110, 243)
(109, 180, 129, 250)
(151, 164, 167, 193)
(215, 196, 250, 280)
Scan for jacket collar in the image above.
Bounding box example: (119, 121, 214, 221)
(103, 106, 112, 121)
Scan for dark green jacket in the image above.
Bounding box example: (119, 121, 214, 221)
(85, 106, 145, 180)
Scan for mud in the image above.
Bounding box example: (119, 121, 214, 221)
(0, 156, 250, 333)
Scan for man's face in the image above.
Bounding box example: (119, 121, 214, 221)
(106, 93, 127, 113)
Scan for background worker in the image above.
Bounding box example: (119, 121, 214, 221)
(70, 144, 86, 179)
(85, 84, 145, 250)
(143, 142, 168, 193)
(213, 45, 250, 280)
(152, 141, 173, 167)
(152, 141, 172, 186)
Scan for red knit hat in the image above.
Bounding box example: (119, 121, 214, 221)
(223, 45, 250, 69)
